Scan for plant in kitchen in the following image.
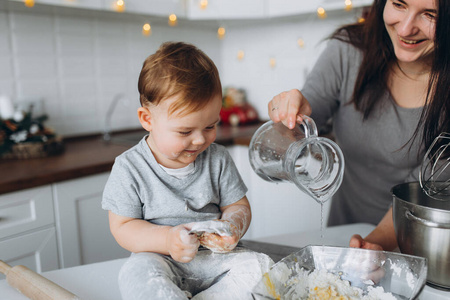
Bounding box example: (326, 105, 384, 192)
(0, 98, 63, 159)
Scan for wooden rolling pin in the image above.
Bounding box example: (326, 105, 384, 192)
(0, 260, 80, 300)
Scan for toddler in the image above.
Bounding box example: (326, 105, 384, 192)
(102, 42, 273, 300)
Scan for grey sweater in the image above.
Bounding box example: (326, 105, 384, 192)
(302, 38, 424, 225)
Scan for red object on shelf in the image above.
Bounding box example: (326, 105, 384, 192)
(220, 103, 259, 126)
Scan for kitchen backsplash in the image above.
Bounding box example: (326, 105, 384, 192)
(0, 2, 362, 137)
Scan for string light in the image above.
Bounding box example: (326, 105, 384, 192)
(345, 0, 353, 11)
(270, 57, 276, 69)
(168, 14, 177, 26)
(237, 50, 245, 61)
(24, 0, 35, 7)
(114, 0, 125, 12)
(297, 38, 305, 48)
(217, 27, 226, 40)
(142, 23, 151, 36)
(200, 0, 208, 10)
(317, 7, 327, 19)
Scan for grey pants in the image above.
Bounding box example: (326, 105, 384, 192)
(118, 246, 274, 300)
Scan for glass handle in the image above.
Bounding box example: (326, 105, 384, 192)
(300, 115, 318, 138)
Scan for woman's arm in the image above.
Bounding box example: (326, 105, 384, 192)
(349, 207, 398, 251)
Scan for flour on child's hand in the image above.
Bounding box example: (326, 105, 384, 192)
(188, 220, 233, 236)
(188, 220, 237, 253)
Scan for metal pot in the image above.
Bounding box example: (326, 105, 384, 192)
(392, 182, 450, 289)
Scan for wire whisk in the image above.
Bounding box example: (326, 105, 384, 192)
(419, 132, 450, 200)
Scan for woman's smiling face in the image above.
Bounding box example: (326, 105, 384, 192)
(383, 0, 437, 64)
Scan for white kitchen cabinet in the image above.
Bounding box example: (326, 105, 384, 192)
(186, 0, 265, 20)
(36, 0, 101, 9)
(53, 173, 129, 269)
(266, 0, 373, 18)
(9, 0, 103, 10)
(0, 186, 59, 280)
(0, 185, 55, 240)
(0, 227, 59, 280)
(116, 0, 187, 17)
(8, 0, 372, 20)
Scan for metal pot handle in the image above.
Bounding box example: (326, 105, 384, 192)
(405, 210, 450, 229)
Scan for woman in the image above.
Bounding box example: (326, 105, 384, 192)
(268, 0, 449, 250)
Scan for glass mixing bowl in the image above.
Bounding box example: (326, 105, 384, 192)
(252, 245, 427, 300)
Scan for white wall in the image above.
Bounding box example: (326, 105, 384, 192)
(220, 9, 363, 119)
(0, 3, 221, 136)
(0, 3, 364, 137)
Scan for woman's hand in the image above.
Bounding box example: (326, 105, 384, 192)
(346, 238, 386, 284)
(349, 208, 398, 252)
(349, 234, 384, 251)
(268, 89, 312, 129)
(166, 224, 200, 263)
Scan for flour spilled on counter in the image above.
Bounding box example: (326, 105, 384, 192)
(264, 265, 396, 300)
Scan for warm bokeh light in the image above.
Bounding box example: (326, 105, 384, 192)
(142, 23, 151, 36)
(270, 58, 276, 69)
(217, 27, 226, 40)
(24, 0, 35, 7)
(169, 14, 177, 26)
(317, 7, 327, 19)
(200, 0, 208, 10)
(297, 38, 305, 48)
(358, 17, 365, 23)
(345, 0, 353, 11)
(237, 50, 245, 61)
(114, 0, 125, 12)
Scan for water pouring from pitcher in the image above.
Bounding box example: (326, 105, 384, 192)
(249, 115, 344, 203)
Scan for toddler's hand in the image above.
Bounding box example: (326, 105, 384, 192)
(196, 220, 240, 253)
(167, 225, 200, 263)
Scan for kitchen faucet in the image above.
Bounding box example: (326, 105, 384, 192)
(103, 93, 128, 142)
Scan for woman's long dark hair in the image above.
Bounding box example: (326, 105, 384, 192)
(331, 0, 449, 157)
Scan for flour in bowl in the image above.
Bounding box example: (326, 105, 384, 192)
(266, 266, 397, 300)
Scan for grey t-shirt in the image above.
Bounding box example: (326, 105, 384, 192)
(102, 138, 248, 227)
(302, 38, 425, 225)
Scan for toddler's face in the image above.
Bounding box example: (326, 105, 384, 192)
(146, 94, 222, 169)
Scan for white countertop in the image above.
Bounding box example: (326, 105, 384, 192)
(253, 223, 375, 248)
(1, 223, 448, 300)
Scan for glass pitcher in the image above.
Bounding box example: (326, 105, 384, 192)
(248, 116, 344, 203)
